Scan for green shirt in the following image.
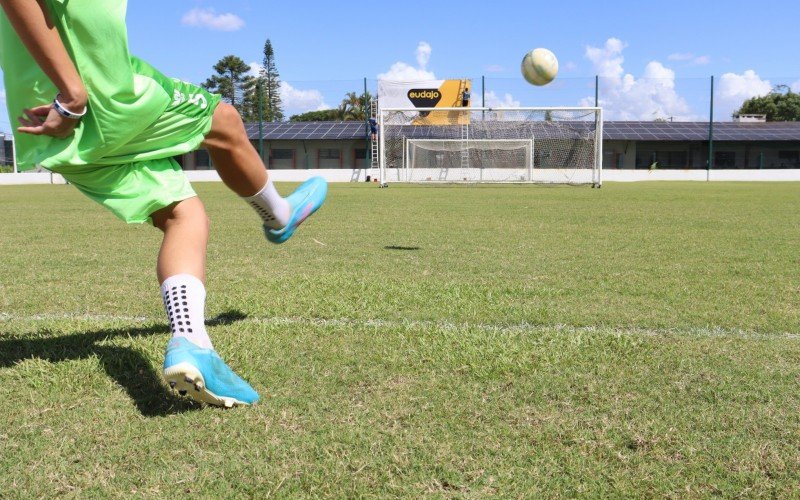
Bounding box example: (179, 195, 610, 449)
(0, 0, 175, 170)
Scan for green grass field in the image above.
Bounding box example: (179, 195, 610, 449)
(1, 181, 798, 497)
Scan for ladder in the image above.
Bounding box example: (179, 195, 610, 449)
(456, 79, 468, 107)
(457, 79, 470, 175)
(370, 99, 380, 173)
(460, 122, 470, 171)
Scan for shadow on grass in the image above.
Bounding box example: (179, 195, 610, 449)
(384, 245, 421, 251)
(0, 311, 247, 417)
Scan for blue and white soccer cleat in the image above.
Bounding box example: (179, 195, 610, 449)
(163, 337, 259, 407)
(266, 176, 328, 244)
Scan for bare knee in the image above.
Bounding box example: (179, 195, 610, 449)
(204, 102, 248, 150)
(152, 197, 210, 233)
(214, 102, 242, 131)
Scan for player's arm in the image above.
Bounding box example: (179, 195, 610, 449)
(0, 0, 87, 137)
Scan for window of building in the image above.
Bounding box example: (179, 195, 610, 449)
(778, 150, 799, 167)
(658, 151, 687, 168)
(271, 149, 294, 160)
(636, 151, 658, 169)
(195, 149, 212, 169)
(354, 149, 367, 159)
(714, 151, 736, 168)
(319, 149, 340, 159)
(635, 151, 688, 169)
(1, 140, 10, 165)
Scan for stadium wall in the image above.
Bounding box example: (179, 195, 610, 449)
(2, 169, 800, 186)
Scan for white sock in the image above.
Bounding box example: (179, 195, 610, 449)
(161, 274, 213, 350)
(243, 179, 291, 229)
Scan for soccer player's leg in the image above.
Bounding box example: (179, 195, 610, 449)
(152, 198, 259, 407)
(202, 102, 327, 244)
(57, 159, 258, 407)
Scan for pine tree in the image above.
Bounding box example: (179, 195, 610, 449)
(259, 39, 284, 122)
(202, 55, 256, 117)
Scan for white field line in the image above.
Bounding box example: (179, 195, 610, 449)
(0, 312, 797, 341)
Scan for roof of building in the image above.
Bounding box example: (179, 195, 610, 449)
(244, 121, 367, 141)
(244, 120, 800, 142)
(605, 121, 800, 141)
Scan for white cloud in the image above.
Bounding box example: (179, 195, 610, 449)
(579, 38, 696, 120)
(247, 63, 330, 114)
(377, 62, 436, 82)
(378, 42, 437, 81)
(485, 64, 504, 73)
(792, 80, 800, 93)
(716, 70, 772, 119)
(668, 52, 694, 62)
(248, 62, 263, 78)
(280, 82, 330, 112)
(717, 70, 772, 101)
(377, 42, 521, 109)
(583, 41, 775, 121)
(416, 42, 432, 69)
(668, 53, 710, 65)
(181, 8, 244, 31)
(563, 61, 578, 72)
(585, 38, 627, 80)
(693, 55, 711, 66)
(482, 90, 520, 108)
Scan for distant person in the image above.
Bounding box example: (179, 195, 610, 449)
(369, 117, 378, 141)
(0, 0, 328, 407)
(462, 88, 470, 107)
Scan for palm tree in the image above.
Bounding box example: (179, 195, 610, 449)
(336, 91, 373, 121)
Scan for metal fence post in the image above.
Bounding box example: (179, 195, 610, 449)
(707, 76, 714, 181)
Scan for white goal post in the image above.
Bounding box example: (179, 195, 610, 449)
(379, 107, 603, 186)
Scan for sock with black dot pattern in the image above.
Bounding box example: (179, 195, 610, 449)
(160, 274, 212, 350)
(243, 178, 291, 229)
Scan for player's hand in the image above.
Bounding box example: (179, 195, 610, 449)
(17, 104, 80, 138)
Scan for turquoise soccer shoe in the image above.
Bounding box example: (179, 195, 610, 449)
(266, 176, 328, 244)
(163, 337, 259, 407)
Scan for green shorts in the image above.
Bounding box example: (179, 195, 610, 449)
(50, 77, 221, 225)
(56, 157, 197, 224)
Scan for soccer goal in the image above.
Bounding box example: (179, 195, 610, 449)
(379, 107, 603, 186)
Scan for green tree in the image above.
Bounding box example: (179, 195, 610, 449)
(252, 39, 284, 122)
(290, 90, 373, 122)
(339, 91, 373, 121)
(242, 79, 265, 123)
(202, 55, 255, 117)
(289, 109, 341, 122)
(735, 85, 800, 121)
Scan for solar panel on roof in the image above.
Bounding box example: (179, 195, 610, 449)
(242, 120, 800, 142)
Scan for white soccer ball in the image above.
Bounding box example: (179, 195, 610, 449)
(521, 48, 559, 86)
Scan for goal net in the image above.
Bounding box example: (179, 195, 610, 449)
(379, 107, 602, 186)
(405, 139, 533, 182)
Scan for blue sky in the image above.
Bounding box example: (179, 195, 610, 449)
(2, 0, 799, 133)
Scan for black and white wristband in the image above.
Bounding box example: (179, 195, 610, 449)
(53, 93, 87, 120)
